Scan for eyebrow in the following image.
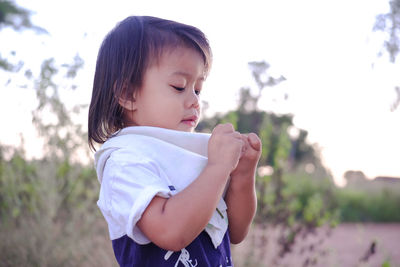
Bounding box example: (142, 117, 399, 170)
(171, 71, 205, 81)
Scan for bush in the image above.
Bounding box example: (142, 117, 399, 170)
(337, 188, 400, 222)
(0, 145, 115, 267)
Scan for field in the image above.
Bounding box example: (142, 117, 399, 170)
(232, 223, 400, 267)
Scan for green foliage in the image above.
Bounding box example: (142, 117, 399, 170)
(374, 0, 400, 111)
(220, 111, 239, 129)
(337, 188, 400, 222)
(0, 146, 111, 266)
(0, 0, 45, 32)
(0, 0, 46, 72)
(0, 0, 30, 29)
(284, 172, 339, 226)
(0, 53, 13, 71)
(382, 259, 392, 267)
(374, 0, 400, 63)
(0, 49, 114, 265)
(0, 145, 39, 222)
(31, 56, 87, 160)
(255, 168, 340, 258)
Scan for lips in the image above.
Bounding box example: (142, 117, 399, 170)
(181, 115, 198, 126)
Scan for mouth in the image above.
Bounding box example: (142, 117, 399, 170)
(181, 115, 198, 127)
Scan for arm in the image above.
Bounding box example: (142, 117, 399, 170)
(225, 133, 261, 244)
(137, 123, 244, 251)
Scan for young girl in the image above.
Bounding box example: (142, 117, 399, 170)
(88, 16, 261, 266)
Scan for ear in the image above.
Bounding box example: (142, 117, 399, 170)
(118, 84, 137, 111)
(118, 96, 136, 111)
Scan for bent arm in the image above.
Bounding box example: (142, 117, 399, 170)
(137, 163, 231, 251)
(137, 123, 244, 251)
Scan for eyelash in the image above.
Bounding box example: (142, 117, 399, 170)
(172, 86, 201, 96)
(172, 86, 185, 92)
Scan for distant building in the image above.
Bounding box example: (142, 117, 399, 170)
(344, 170, 368, 186)
(373, 176, 400, 183)
(371, 176, 400, 191)
(344, 171, 400, 192)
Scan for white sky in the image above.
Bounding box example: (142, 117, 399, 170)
(1, 0, 399, 186)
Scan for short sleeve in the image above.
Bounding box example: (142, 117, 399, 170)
(97, 149, 172, 244)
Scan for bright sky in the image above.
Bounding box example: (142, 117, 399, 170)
(1, 0, 399, 186)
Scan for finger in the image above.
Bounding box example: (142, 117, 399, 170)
(213, 123, 235, 134)
(240, 135, 249, 157)
(240, 134, 248, 143)
(231, 131, 242, 139)
(247, 133, 261, 151)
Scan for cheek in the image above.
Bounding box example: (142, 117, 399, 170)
(156, 98, 182, 117)
(198, 101, 202, 113)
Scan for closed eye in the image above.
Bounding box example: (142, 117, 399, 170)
(172, 86, 185, 92)
(172, 86, 201, 96)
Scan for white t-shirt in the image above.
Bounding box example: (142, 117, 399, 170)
(95, 126, 229, 248)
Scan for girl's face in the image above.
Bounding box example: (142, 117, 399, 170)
(122, 46, 206, 132)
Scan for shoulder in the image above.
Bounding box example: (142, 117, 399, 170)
(107, 147, 152, 165)
(104, 148, 162, 181)
(101, 134, 164, 160)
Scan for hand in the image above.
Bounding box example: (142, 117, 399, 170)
(208, 123, 244, 172)
(231, 133, 262, 177)
(224, 132, 260, 244)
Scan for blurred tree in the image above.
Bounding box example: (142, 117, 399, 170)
(0, 1, 40, 224)
(374, 0, 400, 63)
(1, 0, 34, 30)
(0, 53, 108, 266)
(0, 2, 114, 265)
(374, 0, 400, 111)
(198, 61, 339, 262)
(248, 61, 286, 99)
(0, 0, 46, 71)
(32, 55, 87, 160)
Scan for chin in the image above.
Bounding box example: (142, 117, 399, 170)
(177, 125, 195, 132)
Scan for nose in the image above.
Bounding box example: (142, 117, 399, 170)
(185, 89, 200, 109)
